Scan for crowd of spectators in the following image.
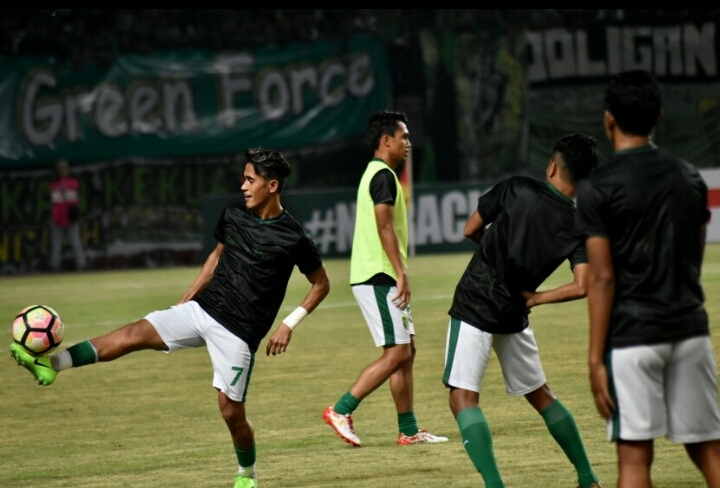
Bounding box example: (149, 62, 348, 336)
(4, 9, 719, 70)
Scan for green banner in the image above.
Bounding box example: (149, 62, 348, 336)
(0, 35, 390, 167)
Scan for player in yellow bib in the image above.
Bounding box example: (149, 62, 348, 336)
(322, 110, 447, 446)
(349, 158, 408, 284)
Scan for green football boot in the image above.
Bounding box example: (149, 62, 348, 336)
(10, 343, 58, 386)
(233, 475, 258, 488)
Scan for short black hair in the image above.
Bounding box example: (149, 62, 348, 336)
(245, 148, 291, 193)
(552, 133, 599, 183)
(604, 70, 662, 136)
(366, 110, 408, 150)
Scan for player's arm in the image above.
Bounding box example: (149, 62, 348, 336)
(376, 202, 410, 310)
(585, 236, 616, 420)
(177, 243, 224, 304)
(266, 264, 330, 356)
(522, 263, 588, 308)
(463, 210, 485, 243)
(465, 178, 511, 243)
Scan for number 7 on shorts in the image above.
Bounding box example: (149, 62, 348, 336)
(230, 366, 244, 386)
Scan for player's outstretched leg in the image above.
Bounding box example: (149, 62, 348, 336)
(10, 343, 59, 386)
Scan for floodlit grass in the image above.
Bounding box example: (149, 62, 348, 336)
(2, 245, 720, 487)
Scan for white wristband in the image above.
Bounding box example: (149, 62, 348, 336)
(283, 306, 308, 330)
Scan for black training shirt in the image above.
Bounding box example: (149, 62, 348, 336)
(194, 202, 323, 352)
(575, 145, 709, 348)
(449, 176, 587, 334)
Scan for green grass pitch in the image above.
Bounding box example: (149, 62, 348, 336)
(2, 245, 720, 487)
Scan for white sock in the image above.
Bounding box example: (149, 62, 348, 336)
(237, 464, 257, 478)
(49, 350, 73, 371)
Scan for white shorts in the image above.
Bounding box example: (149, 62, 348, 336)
(145, 301, 255, 403)
(607, 335, 720, 443)
(352, 284, 415, 347)
(443, 317, 546, 395)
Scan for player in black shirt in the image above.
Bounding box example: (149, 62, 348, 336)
(575, 69, 720, 488)
(443, 134, 602, 488)
(10, 148, 330, 488)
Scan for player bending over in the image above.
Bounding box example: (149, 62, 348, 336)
(443, 134, 602, 488)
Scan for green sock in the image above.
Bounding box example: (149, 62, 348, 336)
(234, 444, 256, 477)
(67, 341, 98, 367)
(398, 411, 419, 436)
(457, 407, 505, 488)
(540, 400, 599, 488)
(334, 391, 360, 415)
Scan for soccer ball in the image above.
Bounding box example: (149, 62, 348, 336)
(12, 305, 65, 356)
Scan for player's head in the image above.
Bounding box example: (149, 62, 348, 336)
(366, 110, 411, 167)
(366, 110, 409, 151)
(551, 133, 600, 184)
(604, 69, 662, 137)
(244, 148, 291, 194)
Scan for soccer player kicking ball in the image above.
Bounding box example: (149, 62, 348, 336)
(443, 134, 603, 488)
(11, 148, 330, 488)
(577, 69, 720, 488)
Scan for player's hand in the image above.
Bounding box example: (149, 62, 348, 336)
(589, 362, 615, 419)
(266, 324, 292, 356)
(391, 273, 411, 310)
